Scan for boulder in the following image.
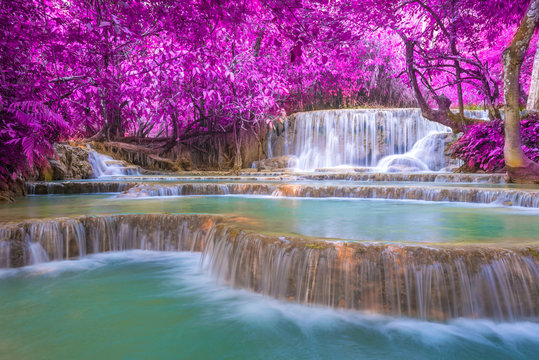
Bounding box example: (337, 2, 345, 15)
(49, 159, 67, 180)
(252, 155, 294, 170)
(55, 143, 93, 179)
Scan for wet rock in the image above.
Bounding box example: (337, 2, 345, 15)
(49, 159, 67, 180)
(115, 182, 539, 208)
(55, 143, 94, 179)
(26, 181, 136, 195)
(297, 172, 506, 183)
(252, 155, 294, 170)
(36, 143, 93, 181)
(0, 178, 27, 203)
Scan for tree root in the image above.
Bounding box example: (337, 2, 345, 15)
(506, 160, 539, 183)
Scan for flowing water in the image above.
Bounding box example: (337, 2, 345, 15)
(271, 108, 488, 171)
(1, 252, 537, 360)
(1, 194, 539, 244)
(290, 109, 450, 171)
(88, 150, 140, 178)
(1, 214, 537, 320)
(1, 108, 539, 358)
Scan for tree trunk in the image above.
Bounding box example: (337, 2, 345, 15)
(527, 39, 539, 111)
(404, 40, 480, 132)
(503, 0, 539, 183)
(233, 121, 242, 171)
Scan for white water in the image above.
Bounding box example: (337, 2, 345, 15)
(27, 242, 49, 265)
(1, 251, 538, 360)
(88, 151, 140, 178)
(282, 109, 488, 172)
(377, 131, 449, 172)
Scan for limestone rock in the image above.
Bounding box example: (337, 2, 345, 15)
(53, 143, 93, 179)
(34, 143, 94, 181)
(252, 155, 294, 170)
(49, 159, 67, 180)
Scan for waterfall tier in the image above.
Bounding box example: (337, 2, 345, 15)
(269, 109, 489, 172)
(290, 109, 451, 171)
(27, 181, 136, 195)
(115, 183, 539, 208)
(25, 172, 507, 196)
(88, 150, 140, 178)
(1, 214, 537, 321)
(295, 172, 506, 183)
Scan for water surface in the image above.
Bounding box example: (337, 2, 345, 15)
(2, 195, 538, 244)
(1, 251, 537, 360)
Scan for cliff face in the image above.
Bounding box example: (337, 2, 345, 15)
(44, 143, 94, 180)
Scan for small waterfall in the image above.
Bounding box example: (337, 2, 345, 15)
(297, 172, 505, 183)
(117, 183, 539, 208)
(117, 183, 274, 198)
(0, 241, 10, 268)
(377, 131, 450, 172)
(463, 109, 490, 120)
(26, 242, 49, 265)
(1, 214, 538, 320)
(27, 181, 136, 195)
(0, 215, 217, 266)
(88, 150, 140, 178)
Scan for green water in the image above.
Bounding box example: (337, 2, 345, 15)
(2, 176, 539, 359)
(1, 251, 538, 360)
(1, 194, 538, 244)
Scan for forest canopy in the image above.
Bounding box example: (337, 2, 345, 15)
(0, 0, 534, 182)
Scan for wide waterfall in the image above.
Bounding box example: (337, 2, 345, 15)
(113, 182, 539, 208)
(276, 109, 488, 172)
(1, 214, 538, 321)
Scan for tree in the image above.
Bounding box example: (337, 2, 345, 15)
(527, 41, 539, 110)
(368, 0, 527, 131)
(0, 0, 537, 180)
(503, 0, 539, 182)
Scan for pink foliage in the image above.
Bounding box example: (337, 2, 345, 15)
(0, 0, 533, 182)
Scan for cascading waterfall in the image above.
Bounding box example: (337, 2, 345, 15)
(1, 213, 538, 321)
(0, 214, 216, 266)
(280, 109, 488, 172)
(88, 150, 140, 178)
(116, 183, 539, 208)
(203, 226, 539, 321)
(377, 131, 450, 172)
(27, 181, 136, 195)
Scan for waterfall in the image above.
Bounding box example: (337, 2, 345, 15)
(1, 214, 537, 321)
(27, 181, 135, 195)
(377, 131, 450, 172)
(27, 242, 49, 265)
(116, 183, 539, 208)
(279, 109, 489, 172)
(88, 150, 140, 178)
(203, 226, 539, 321)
